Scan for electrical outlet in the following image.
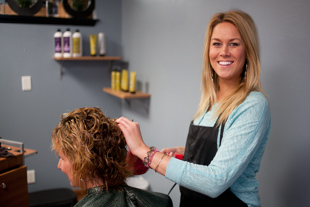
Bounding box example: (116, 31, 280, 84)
(22, 76, 31, 91)
(27, 169, 36, 184)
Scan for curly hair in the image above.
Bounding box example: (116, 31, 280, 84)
(51, 107, 132, 191)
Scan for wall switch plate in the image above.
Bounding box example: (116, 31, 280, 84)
(22, 76, 31, 91)
(27, 169, 36, 184)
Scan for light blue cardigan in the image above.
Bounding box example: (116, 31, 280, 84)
(165, 92, 271, 207)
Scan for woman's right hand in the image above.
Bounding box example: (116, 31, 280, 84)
(161, 146, 185, 157)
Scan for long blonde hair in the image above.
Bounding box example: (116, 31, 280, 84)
(195, 10, 264, 124)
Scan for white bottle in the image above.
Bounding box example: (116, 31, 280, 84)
(54, 29, 62, 58)
(72, 29, 82, 57)
(98, 32, 106, 56)
(63, 28, 72, 58)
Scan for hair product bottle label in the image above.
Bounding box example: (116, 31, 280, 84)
(98, 32, 106, 56)
(89, 35, 97, 56)
(121, 69, 129, 92)
(63, 37, 71, 53)
(55, 37, 62, 53)
(73, 37, 81, 54)
(129, 71, 136, 94)
(115, 71, 121, 90)
(111, 70, 116, 89)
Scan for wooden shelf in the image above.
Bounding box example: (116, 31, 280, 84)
(0, 14, 98, 26)
(103, 88, 151, 99)
(53, 56, 122, 61)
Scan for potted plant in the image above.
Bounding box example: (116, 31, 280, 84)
(69, 0, 89, 12)
(15, 0, 33, 9)
(7, 0, 43, 15)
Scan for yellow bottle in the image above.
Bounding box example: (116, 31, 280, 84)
(121, 69, 129, 92)
(129, 71, 136, 94)
(72, 29, 82, 57)
(115, 71, 121, 90)
(111, 70, 116, 90)
(89, 34, 97, 56)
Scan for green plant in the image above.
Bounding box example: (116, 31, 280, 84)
(15, 0, 33, 8)
(71, 0, 88, 12)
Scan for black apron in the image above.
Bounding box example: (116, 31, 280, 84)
(179, 120, 247, 207)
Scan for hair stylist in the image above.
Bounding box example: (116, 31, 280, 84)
(117, 10, 271, 207)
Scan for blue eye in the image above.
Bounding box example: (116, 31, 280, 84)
(212, 42, 221, 46)
(230, 42, 240, 46)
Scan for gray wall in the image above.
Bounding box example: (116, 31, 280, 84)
(0, 0, 122, 192)
(121, 0, 310, 207)
(1, 0, 310, 206)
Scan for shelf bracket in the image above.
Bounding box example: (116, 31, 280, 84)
(123, 98, 150, 114)
(108, 60, 116, 75)
(59, 61, 63, 80)
(58, 60, 112, 80)
(54, 56, 122, 80)
(58, 60, 113, 80)
(124, 99, 131, 108)
(139, 98, 150, 114)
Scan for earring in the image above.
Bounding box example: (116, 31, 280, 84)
(81, 178, 90, 183)
(243, 62, 248, 82)
(211, 70, 214, 82)
(80, 171, 92, 183)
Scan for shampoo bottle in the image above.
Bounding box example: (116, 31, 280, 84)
(54, 29, 62, 58)
(89, 34, 97, 56)
(72, 29, 82, 57)
(129, 71, 136, 94)
(115, 70, 121, 91)
(63, 28, 72, 58)
(111, 69, 116, 90)
(98, 32, 106, 56)
(121, 69, 129, 92)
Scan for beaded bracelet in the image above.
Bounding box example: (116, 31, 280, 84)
(155, 153, 167, 173)
(143, 146, 158, 168)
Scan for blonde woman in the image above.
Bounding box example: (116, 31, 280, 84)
(117, 10, 271, 207)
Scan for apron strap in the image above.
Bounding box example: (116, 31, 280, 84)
(219, 121, 226, 147)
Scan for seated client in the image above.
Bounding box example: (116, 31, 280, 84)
(51, 107, 172, 207)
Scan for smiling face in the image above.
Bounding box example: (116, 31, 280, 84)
(57, 149, 76, 187)
(209, 22, 246, 86)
